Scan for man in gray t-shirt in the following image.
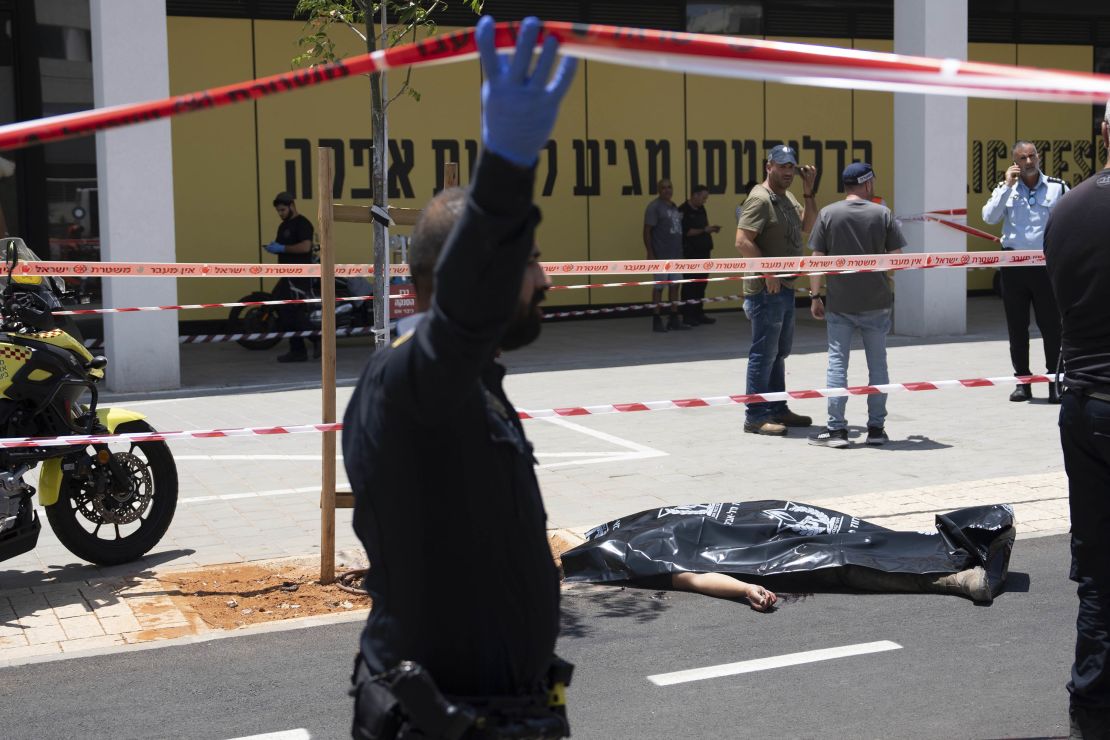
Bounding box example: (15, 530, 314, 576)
(807, 163, 906, 449)
(643, 178, 690, 333)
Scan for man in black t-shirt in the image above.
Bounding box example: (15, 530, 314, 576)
(678, 185, 720, 325)
(267, 192, 319, 362)
(1043, 102, 1110, 739)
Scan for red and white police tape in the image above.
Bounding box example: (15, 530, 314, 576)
(76, 295, 745, 345)
(49, 264, 993, 317)
(0, 373, 1050, 447)
(54, 294, 377, 316)
(3, 21, 1110, 151)
(899, 208, 1001, 243)
(17, 249, 1040, 280)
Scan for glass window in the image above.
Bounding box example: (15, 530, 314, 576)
(34, 0, 100, 303)
(0, 12, 17, 239)
(687, 2, 763, 35)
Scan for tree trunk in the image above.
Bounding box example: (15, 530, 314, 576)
(366, 9, 389, 348)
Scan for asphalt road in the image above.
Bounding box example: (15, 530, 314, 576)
(0, 534, 1074, 740)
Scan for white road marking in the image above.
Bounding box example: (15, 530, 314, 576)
(534, 451, 632, 458)
(647, 640, 903, 686)
(175, 454, 338, 462)
(225, 730, 311, 740)
(535, 416, 667, 469)
(180, 485, 337, 504)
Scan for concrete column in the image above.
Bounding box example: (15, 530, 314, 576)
(90, 0, 180, 391)
(893, 0, 968, 336)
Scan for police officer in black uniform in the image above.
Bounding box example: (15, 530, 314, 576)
(266, 192, 320, 362)
(342, 16, 577, 740)
(1044, 103, 1110, 739)
(679, 184, 721, 325)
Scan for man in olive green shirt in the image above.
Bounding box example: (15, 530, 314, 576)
(735, 144, 818, 436)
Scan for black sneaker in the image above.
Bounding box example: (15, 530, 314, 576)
(809, 428, 849, 448)
(866, 426, 889, 446)
(1009, 384, 1032, 402)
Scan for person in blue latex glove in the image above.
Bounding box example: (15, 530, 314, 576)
(343, 16, 577, 740)
(267, 192, 320, 362)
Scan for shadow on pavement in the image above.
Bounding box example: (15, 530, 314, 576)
(1005, 571, 1032, 593)
(0, 548, 196, 590)
(560, 584, 672, 639)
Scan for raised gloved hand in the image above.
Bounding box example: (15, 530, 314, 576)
(476, 16, 577, 167)
(264, 241, 285, 255)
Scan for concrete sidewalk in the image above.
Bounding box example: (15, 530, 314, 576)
(0, 295, 1072, 660)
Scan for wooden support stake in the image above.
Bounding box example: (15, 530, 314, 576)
(318, 147, 338, 585)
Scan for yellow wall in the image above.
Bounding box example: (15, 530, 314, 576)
(165, 19, 1102, 312)
(167, 17, 259, 319)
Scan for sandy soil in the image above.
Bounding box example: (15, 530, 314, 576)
(158, 531, 585, 631)
(160, 558, 371, 630)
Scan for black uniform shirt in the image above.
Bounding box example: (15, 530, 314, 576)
(342, 153, 559, 697)
(1044, 168, 1110, 388)
(679, 201, 713, 258)
(274, 213, 314, 265)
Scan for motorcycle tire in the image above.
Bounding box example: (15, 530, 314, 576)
(45, 420, 179, 566)
(229, 291, 282, 350)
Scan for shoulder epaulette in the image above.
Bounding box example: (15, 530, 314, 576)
(1046, 176, 1069, 189)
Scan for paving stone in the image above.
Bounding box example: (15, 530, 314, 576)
(97, 613, 143, 634)
(44, 591, 92, 619)
(8, 593, 49, 617)
(59, 614, 106, 640)
(59, 634, 126, 652)
(21, 625, 65, 645)
(0, 642, 63, 660)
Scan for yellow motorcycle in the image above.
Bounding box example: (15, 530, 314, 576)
(0, 237, 177, 566)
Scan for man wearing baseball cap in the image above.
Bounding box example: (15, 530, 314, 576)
(807, 162, 906, 448)
(735, 144, 818, 436)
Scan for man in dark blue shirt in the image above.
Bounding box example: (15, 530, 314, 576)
(343, 17, 576, 740)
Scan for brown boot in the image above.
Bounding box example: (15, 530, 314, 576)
(928, 566, 992, 603)
(773, 408, 813, 427)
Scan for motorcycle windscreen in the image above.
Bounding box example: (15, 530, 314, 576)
(0, 237, 67, 295)
(561, 501, 1015, 594)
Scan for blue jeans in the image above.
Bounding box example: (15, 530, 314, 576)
(825, 308, 891, 431)
(743, 289, 796, 423)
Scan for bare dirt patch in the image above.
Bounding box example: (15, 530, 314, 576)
(159, 558, 370, 631)
(157, 532, 584, 632)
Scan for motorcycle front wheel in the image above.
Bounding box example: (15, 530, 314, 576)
(229, 291, 282, 350)
(45, 420, 179, 566)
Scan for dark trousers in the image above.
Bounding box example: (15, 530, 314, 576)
(681, 272, 708, 321)
(1060, 390, 1110, 710)
(1001, 264, 1060, 375)
(273, 277, 318, 355)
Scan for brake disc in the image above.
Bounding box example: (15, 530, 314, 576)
(77, 451, 154, 525)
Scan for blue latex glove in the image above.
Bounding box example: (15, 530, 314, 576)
(476, 16, 577, 167)
(264, 241, 285, 255)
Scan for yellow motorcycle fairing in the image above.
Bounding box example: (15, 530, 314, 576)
(38, 407, 147, 507)
(0, 342, 32, 396)
(20, 329, 103, 381)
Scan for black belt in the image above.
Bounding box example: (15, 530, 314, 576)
(353, 657, 571, 740)
(1064, 384, 1110, 402)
